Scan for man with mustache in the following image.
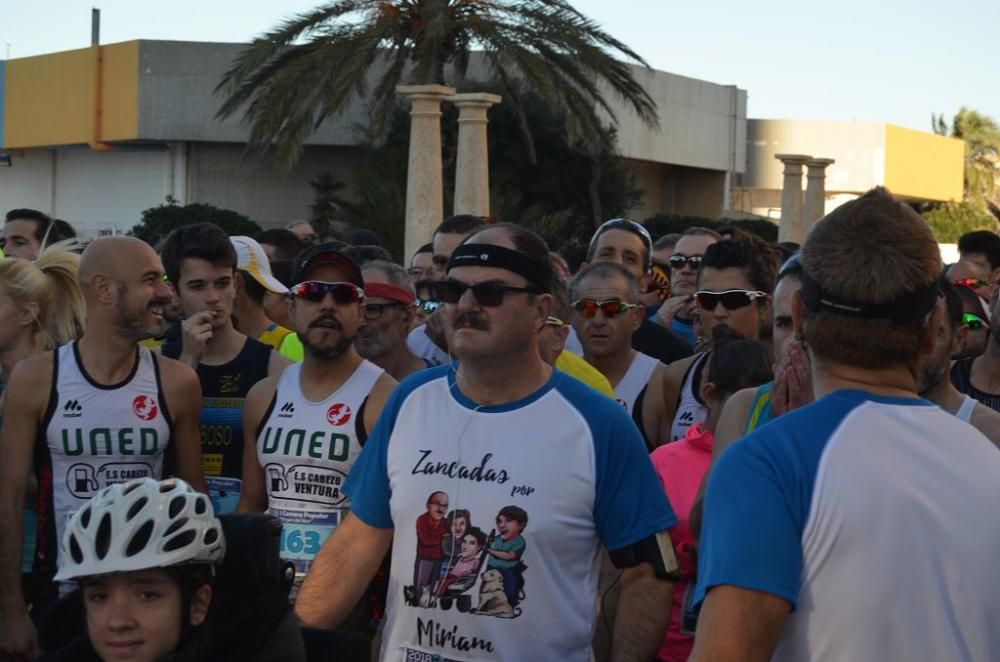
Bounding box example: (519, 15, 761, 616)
(296, 225, 679, 661)
(238, 243, 396, 610)
(159, 223, 290, 514)
(0, 236, 207, 659)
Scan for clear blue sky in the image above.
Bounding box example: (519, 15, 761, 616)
(1, 0, 996, 132)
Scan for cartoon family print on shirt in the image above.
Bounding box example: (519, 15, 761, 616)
(404, 490, 528, 619)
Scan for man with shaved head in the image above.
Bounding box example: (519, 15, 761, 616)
(296, 224, 679, 661)
(0, 236, 207, 659)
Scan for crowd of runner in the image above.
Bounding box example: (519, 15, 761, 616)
(0, 190, 998, 661)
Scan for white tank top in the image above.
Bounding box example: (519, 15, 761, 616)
(671, 352, 710, 441)
(956, 395, 977, 423)
(613, 352, 660, 415)
(257, 359, 384, 583)
(42, 343, 172, 558)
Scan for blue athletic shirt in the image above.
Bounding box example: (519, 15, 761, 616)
(345, 364, 676, 662)
(696, 389, 1000, 661)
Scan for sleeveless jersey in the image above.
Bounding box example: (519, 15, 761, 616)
(613, 352, 659, 414)
(951, 358, 1000, 413)
(162, 337, 271, 514)
(36, 343, 172, 578)
(257, 359, 384, 586)
(956, 395, 977, 423)
(671, 352, 710, 441)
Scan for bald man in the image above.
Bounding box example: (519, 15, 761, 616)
(0, 237, 206, 659)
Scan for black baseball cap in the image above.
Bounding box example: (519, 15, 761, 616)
(291, 242, 364, 287)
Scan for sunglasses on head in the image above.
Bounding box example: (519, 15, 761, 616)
(572, 298, 639, 318)
(695, 289, 768, 311)
(433, 279, 541, 307)
(668, 254, 703, 270)
(291, 281, 364, 304)
(963, 312, 987, 330)
(953, 278, 990, 289)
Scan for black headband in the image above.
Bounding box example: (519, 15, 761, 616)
(447, 243, 552, 292)
(800, 270, 939, 321)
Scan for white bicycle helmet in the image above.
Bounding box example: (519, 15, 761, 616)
(55, 477, 226, 581)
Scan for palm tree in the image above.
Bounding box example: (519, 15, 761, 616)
(933, 107, 1000, 210)
(215, 0, 658, 166)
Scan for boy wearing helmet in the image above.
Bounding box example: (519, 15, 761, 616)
(42, 478, 225, 662)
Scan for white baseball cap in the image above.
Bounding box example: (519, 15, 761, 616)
(230, 236, 289, 294)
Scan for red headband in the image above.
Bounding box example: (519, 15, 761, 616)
(365, 282, 415, 305)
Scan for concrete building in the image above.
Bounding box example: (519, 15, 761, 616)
(734, 119, 964, 223)
(0, 40, 747, 239)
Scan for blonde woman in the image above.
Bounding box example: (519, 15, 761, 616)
(0, 241, 85, 610)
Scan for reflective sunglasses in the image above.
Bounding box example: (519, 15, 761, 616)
(362, 302, 406, 320)
(695, 289, 768, 311)
(416, 298, 440, 314)
(668, 254, 703, 270)
(433, 279, 540, 307)
(963, 312, 987, 331)
(291, 281, 364, 304)
(573, 298, 639, 318)
(953, 278, 990, 289)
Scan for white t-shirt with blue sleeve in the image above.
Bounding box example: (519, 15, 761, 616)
(696, 389, 1000, 661)
(345, 365, 676, 662)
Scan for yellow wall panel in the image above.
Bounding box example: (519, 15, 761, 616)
(883, 124, 964, 202)
(100, 42, 139, 141)
(3, 42, 138, 148)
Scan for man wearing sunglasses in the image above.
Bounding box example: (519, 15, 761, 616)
(920, 280, 1000, 440)
(947, 259, 994, 304)
(654, 228, 720, 347)
(957, 230, 1000, 301)
(570, 262, 669, 450)
(951, 283, 990, 359)
(159, 223, 291, 514)
(297, 224, 679, 662)
(356, 260, 427, 381)
(693, 188, 1000, 662)
(951, 286, 1000, 414)
(585, 218, 692, 365)
(406, 216, 489, 367)
(239, 243, 397, 604)
(660, 238, 778, 441)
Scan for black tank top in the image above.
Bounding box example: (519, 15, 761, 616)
(950, 358, 1000, 413)
(162, 337, 272, 512)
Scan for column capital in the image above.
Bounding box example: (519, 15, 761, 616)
(775, 153, 812, 170)
(447, 92, 503, 108)
(805, 157, 836, 172)
(397, 84, 458, 100)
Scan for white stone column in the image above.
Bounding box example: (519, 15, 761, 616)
(449, 93, 502, 218)
(775, 154, 810, 244)
(804, 158, 835, 236)
(397, 84, 456, 261)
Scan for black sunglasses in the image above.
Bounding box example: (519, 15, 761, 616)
(695, 289, 768, 311)
(433, 279, 541, 307)
(669, 254, 703, 270)
(291, 281, 364, 304)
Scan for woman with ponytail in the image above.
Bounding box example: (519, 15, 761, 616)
(0, 241, 85, 610)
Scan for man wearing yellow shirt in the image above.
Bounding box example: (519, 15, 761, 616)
(230, 236, 295, 351)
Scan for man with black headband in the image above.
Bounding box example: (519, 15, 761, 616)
(238, 243, 397, 605)
(692, 188, 1000, 661)
(586, 219, 692, 364)
(297, 223, 679, 661)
